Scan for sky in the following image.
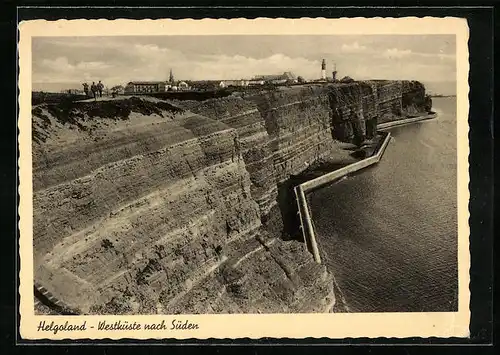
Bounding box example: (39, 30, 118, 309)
(32, 35, 456, 93)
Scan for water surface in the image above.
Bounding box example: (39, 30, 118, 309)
(308, 97, 458, 312)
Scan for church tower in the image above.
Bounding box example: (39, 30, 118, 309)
(169, 69, 175, 83)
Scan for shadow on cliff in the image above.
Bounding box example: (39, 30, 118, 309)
(274, 179, 302, 242)
(271, 174, 318, 243)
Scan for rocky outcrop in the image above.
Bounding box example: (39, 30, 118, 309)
(32, 80, 429, 315)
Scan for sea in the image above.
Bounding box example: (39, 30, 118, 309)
(308, 97, 458, 312)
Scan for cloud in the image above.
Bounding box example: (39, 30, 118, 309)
(340, 42, 368, 53)
(40, 57, 110, 72)
(40, 57, 74, 72)
(381, 48, 413, 58)
(75, 61, 111, 70)
(378, 48, 455, 64)
(34, 48, 323, 85)
(36, 56, 113, 83)
(32, 36, 457, 89)
(132, 43, 177, 56)
(186, 53, 321, 80)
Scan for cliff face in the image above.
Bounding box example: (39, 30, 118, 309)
(32, 96, 334, 314)
(329, 80, 432, 143)
(180, 81, 430, 218)
(180, 85, 339, 219)
(32, 81, 429, 315)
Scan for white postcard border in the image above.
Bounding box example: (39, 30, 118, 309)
(18, 17, 470, 340)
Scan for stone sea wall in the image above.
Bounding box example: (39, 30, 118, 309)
(31, 80, 429, 314)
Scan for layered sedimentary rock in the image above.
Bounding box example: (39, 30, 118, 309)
(32, 81, 429, 314)
(180, 81, 430, 218)
(180, 86, 341, 218)
(329, 80, 432, 143)
(32, 96, 334, 314)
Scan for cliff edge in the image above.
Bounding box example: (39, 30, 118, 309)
(32, 80, 430, 314)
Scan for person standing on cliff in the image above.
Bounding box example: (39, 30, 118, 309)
(97, 80, 104, 98)
(82, 82, 89, 97)
(90, 82, 97, 101)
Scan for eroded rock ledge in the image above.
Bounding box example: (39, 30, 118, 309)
(32, 81, 430, 314)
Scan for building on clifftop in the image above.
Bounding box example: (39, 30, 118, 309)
(124, 81, 168, 94)
(252, 72, 297, 85)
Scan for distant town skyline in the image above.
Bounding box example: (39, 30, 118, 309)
(32, 35, 456, 93)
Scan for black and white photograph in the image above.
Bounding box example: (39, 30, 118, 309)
(18, 17, 470, 339)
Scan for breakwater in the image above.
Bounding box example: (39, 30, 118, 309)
(377, 112, 437, 130)
(32, 80, 432, 314)
(295, 131, 392, 263)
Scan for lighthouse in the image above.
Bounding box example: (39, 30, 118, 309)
(321, 59, 326, 80)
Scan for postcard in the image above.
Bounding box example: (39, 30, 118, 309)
(18, 16, 470, 340)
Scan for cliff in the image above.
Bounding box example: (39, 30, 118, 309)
(328, 80, 432, 144)
(31, 81, 430, 314)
